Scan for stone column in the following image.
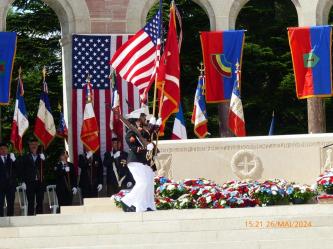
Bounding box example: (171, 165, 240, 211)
(298, 0, 326, 133)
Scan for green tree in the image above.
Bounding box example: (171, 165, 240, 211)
(237, 0, 307, 135)
(2, 0, 63, 182)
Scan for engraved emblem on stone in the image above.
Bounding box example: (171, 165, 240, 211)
(231, 150, 263, 180)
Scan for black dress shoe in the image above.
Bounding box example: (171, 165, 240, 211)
(128, 205, 136, 212)
(146, 208, 154, 211)
(120, 201, 130, 212)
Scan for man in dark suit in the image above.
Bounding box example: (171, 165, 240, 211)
(54, 150, 77, 211)
(78, 149, 103, 198)
(19, 138, 46, 215)
(103, 138, 134, 196)
(0, 142, 18, 217)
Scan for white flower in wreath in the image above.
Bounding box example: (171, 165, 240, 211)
(206, 195, 212, 203)
(167, 184, 176, 191)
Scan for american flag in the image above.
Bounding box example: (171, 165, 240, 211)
(110, 11, 161, 100)
(72, 34, 141, 169)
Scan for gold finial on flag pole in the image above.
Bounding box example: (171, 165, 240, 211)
(18, 66, 22, 79)
(42, 66, 47, 82)
(197, 62, 205, 76)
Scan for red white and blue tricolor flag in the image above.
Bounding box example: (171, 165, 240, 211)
(80, 81, 100, 153)
(288, 25, 332, 99)
(10, 77, 29, 154)
(34, 81, 56, 148)
(228, 63, 246, 137)
(172, 104, 187, 140)
(200, 30, 245, 103)
(72, 34, 141, 167)
(57, 111, 68, 141)
(191, 75, 208, 138)
(110, 71, 122, 138)
(110, 10, 161, 100)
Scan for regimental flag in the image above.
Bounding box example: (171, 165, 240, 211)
(228, 63, 246, 137)
(268, 111, 275, 136)
(191, 75, 208, 138)
(157, 2, 180, 135)
(110, 10, 161, 100)
(34, 82, 56, 148)
(10, 77, 29, 154)
(0, 32, 17, 105)
(200, 30, 245, 103)
(110, 71, 122, 137)
(288, 26, 332, 99)
(57, 111, 68, 141)
(80, 81, 100, 152)
(72, 35, 141, 168)
(172, 104, 187, 140)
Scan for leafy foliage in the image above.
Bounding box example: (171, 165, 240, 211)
(2, 0, 63, 182)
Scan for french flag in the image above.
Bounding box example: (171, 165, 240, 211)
(80, 82, 100, 152)
(10, 78, 29, 154)
(191, 75, 208, 138)
(172, 104, 187, 140)
(228, 62, 246, 137)
(34, 82, 56, 148)
(56, 111, 68, 141)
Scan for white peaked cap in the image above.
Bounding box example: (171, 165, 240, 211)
(125, 105, 151, 119)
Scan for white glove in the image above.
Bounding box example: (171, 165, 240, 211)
(156, 118, 162, 126)
(21, 182, 27, 190)
(40, 153, 45, 161)
(72, 187, 78, 195)
(97, 184, 103, 192)
(10, 153, 16, 162)
(147, 143, 154, 151)
(127, 182, 133, 188)
(149, 117, 156, 125)
(65, 166, 70, 172)
(114, 151, 120, 159)
(86, 151, 93, 159)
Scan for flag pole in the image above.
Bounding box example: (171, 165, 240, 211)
(42, 66, 46, 83)
(0, 106, 2, 143)
(152, 0, 163, 118)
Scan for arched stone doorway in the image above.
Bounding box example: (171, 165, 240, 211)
(0, 0, 91, 159)
(126, 0, 216, 32)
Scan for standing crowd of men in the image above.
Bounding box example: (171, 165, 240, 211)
(0, 137, 135, 217)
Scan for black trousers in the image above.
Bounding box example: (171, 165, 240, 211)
(81, 184, 98, 199)
(0, 184, 16, 217)
(107, 183, 120, 197)
(56, 188, 73, 206)
(26, 181, 44, 216)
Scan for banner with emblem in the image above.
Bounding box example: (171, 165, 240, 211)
(288, 25, 332, 99)
(200, 30, 245, 103)
(0, 32, 17, 105)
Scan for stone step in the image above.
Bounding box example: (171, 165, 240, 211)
(1, 205, 333, 248)
(2, 214, 333, 239)
(37, 239, 333, 249)
(83, 198, 115, 206)
(1, 228, 333, 249)
(2, 204, 333, 228)
(60, 204, 121, 215)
